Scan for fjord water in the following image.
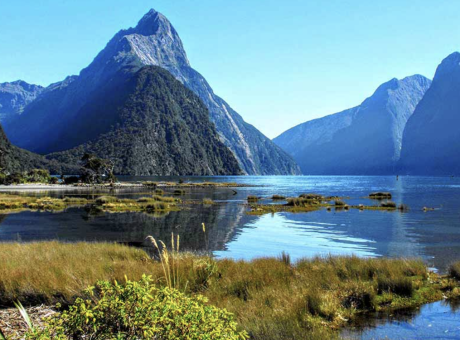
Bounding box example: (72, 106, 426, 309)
(1, 176, 460, 272)
(1, 175, 460, 338)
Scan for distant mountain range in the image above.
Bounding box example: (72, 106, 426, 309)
(399, 52, 460, 175)
(2, 9, 459, 177)
(3, 9, 300, 176)
(0, 81, 44, 125)
(274, 75, 431, 175)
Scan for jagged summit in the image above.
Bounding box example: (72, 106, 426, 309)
(134, 9, 174, 36)
(5, 9, 300, 175)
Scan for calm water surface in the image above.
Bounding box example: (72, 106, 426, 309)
(1, 176, 459, 271)
(1, 176, 460, 339)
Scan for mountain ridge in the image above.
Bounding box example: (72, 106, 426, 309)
(4, 9, 300, 175)
(274, 75, 431, 175)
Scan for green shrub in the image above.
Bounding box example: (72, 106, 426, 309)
(63, 176, 80, 185)
(48, 177, 59, 185)
(5, 173, 27, 185)
(174, 189, 186, 196)
(155, 188, 164, 195)
(26, 169, 51, 183)
(26, 275, 248, 339)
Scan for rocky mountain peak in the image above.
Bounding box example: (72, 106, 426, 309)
(433, 52, 460, 80)
(134, 9, 171, 36)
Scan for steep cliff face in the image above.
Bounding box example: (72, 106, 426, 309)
(46, 66, 242, 176)
(274, 75, 431, 175)
(6, 9, 300, 175)
(0, 80, 44, 125)
(400, 52, 460, 175)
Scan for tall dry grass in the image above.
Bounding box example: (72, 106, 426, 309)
(0, 242, 458, 340)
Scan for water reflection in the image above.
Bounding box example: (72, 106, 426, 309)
(0, 203, 255, 253)
(1, 176, 460, 272)
(343, 299, 460, 340)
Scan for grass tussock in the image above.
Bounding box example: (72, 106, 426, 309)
(173, 189, 186, 196)
(449, 262, 460, 280)
(1, 242, 459, 340)
(369, 192, 392, 199)
(202, 198, 214, 205)
(0, 193, 181, 214)
(271, 195, 286, 200)
(380, 201, 397, 209)
(247, 195, 259, 202)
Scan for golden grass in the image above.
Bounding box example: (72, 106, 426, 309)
(0, 242, 160, 305)
(0, 193, 180, 214)
(1, 242, 459, 340)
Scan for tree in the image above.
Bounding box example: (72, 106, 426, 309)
(80, 153, 116, 184)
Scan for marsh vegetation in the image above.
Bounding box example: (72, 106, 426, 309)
(0, 242, 459, 339)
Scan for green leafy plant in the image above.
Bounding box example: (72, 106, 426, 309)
(26, 275, 248, 339)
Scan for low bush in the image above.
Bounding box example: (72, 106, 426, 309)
(26, 276, 248, 340)
(174, 189, 186, 196)
(63, 176, 80, 185)
(155, 188, 164, 195)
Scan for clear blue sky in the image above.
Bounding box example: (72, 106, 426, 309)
(1, 0, 459, 138)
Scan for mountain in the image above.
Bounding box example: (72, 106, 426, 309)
(399, 52, 460, 175)
(46, 66, 242, 175)
(0, 81, 44, 125)
(274, 75, 431, 175)
(5, 9, 300, 175)
(0, 123, 77, 174)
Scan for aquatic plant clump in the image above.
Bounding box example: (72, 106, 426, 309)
(26, 276, 248, 340)
(369, 192, 392, 199)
